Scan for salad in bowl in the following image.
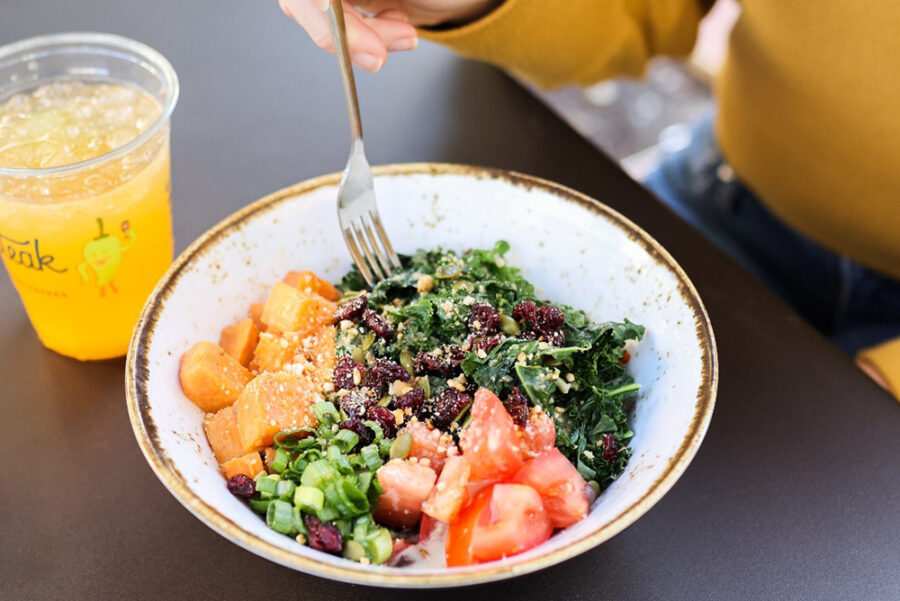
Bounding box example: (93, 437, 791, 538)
(179, 242, 643, 567)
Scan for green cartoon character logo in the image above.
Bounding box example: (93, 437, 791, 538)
(77, 218, 136, 295)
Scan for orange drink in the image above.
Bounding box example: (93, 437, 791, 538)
(0, 34, 178, 360)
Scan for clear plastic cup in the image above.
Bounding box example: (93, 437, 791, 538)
(0, 33, 178, 360)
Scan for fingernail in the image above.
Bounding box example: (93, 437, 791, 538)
(388, 36, 418, 51)
(353, 53, 383, 72)
(313, 0, 329, 10)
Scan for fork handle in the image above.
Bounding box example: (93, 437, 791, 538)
(327, 0, 364, 143)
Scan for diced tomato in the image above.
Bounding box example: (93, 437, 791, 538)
(446, 483, 552, 566)
(419, 513, 438, 543)
(445, 484, 493, 567)
(520, 406, 556, 458)
(422, 455, 471, 523)
(373, 459, 436, 529)
(512, 448, 589, 528)
(459, 389, 524, 482)
(399, 419, 458, 475)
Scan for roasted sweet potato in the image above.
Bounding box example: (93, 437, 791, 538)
(260, 281, 335, 335)
(179, 341, 253, 412)
(248, 302, 265, 331)
(283, 270, 341, 301)
(221, 452, 264, 480)
(204, 405, 244, 464)
(219, 318, 259, 366)
(249, 331, 299, 374)
(236, 371, 318, 452)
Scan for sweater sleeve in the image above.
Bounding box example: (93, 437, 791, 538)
(857, 338, 900, 401)
(420, 0, 706, 89)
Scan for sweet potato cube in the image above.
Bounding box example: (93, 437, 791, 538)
(248, 302, 265, 331)
(219, 318, 259, 366)
(179, 341, 253, 412)
(284, 270, 341, 301)
(221, 452, 264, 480)
(249, 331, 299, 374)
(204, 405, 245, 464)
(236, 371, 318, 452)
(261, 281, 336, 335)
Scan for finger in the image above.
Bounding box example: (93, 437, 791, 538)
(281, 0, 387, 71)
(364, 13, 418, 51)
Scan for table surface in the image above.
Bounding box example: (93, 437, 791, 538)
(2, 2, 899, 600)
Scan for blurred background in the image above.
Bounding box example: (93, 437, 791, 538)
(525, 0, 740, 180)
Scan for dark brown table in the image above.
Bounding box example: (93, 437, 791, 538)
(2, 2, 899, 599)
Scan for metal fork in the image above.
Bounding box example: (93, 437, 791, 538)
(326, 0, 401, 286)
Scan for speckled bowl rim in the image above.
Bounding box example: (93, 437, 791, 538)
(125, 163, 718, 588)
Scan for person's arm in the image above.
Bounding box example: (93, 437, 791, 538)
(421, 0, 709, 88)
(857, 339, 900, 400)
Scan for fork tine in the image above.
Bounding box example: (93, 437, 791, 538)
(352, 220, 386, 281)
(360, 212, 395, 277)
(342, 225, 374, 286)
(368, 210, 401, 270)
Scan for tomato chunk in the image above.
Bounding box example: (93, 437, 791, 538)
(446, 483, 552, 566)
(422, 455, 471, 523)
(373, 459, 436, 529)
(512, 448, 589, 528)
(459, 389, 524, 483)
(521, 406, 556, 458)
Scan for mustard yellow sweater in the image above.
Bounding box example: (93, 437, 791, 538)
(423, 0, 900, 397)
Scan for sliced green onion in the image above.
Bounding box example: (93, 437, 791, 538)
(327, 445, 353, 474)
(316, 504, 340, 523)
(248, 498, 271, 514)
(363, 420, 384, 443)
(313, 401, 341, 425)
(271, 448, 291, 473)
(275, 479, 296, 501)
(360, 444, 383, 471)
(316, 422, 335, 440)
(334, 519, 353, 537)
(332, 428, 359, 453)
(256, 475, 281, 500)
(273, 428, 316, 449)
(353, 514, 376, 541)
(300, 459, 338, 488)
(389, 432, 413, 460)
(292, 506, 307, 535)
(293, 486, 325, 513)
(266, 500, 295, 534)
(356, 470, 373, 494)
(363, 527, 393, 564)
(342, 540, 366, 561)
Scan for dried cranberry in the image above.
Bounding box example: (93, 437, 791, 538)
(602, 434, 618, 462)
(226, 474, 256, 499)
(503, 387, 529, 428)
(338, 388, 377, 419)
(393, 386, 425, 413)
(472, 334, 503, 355)
(340, 418, 375, 447)
(512, 300, 538, 326)
(333, 356, 365, 390)
(365, 358, 411, 393)
(467, 302, 500, 337)
(544, 328, 566, 347)
(536, 304, 565, 331)
(366, 405, 397, 438)
(414, 345, 467, 377)
(333, 294, 367, 323)
(363, 309, 394, 340)
(427, 388, 470, 429)
(304, 515, 344, 554)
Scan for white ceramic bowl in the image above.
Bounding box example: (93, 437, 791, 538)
(126, 164, 717, 588)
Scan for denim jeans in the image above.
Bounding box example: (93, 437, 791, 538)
(643, 116, 900, 355)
